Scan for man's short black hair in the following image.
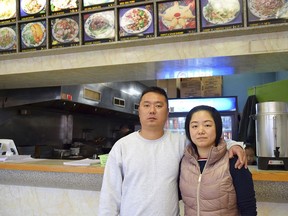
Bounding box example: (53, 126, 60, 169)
(140, 86, 169, 108)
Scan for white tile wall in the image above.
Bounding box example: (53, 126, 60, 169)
(1, 185, 287, 216)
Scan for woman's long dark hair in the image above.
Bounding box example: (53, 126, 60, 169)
(185, 105, 223, 155)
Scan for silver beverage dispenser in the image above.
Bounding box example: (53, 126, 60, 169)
(254, 101, 288, 170)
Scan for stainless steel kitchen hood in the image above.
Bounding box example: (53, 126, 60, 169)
(0, 82, 146, 118)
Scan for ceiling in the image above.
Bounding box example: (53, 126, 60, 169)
(0, 51, 288, 90)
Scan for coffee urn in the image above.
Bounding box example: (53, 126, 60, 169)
(254, 101, 288, 170)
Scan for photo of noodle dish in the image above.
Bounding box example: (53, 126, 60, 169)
(0, 0, 16, 20)
(84, 11, 114, 39)
(50, 0, 78, 10)
(248, 0, 286, 19)
(120, 8, 152, 34)
(0, 27, 16, 50)
(52, 18, 79, 43)
(203, 0, 240, 25)
(21, 22, 46, 47)
(21, 0, 46, 15)
(160, 1, 195, 30)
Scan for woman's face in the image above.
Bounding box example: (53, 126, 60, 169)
(189, 110, 216, 150)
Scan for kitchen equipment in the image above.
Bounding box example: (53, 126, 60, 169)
(254, 101, 288, 170)
(70, 147, 80, 156)
(0, 139, 19, 155)
(53, 148, 71, 159)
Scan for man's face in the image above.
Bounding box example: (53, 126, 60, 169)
(138, 92, 169, 130)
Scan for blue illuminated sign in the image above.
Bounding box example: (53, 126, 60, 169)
(168, 97, 237, 113)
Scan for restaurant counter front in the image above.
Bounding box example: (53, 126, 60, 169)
(0, 159, 287, 216)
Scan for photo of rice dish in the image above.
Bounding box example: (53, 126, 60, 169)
(0, 27, 16, 50)
(21, 0, 46, 15)
(0, 0, 16, 20)
(84, 11, 114, 39)
(203, 0, 240, 25)
(248, 0, 285, 19)
(21, 22, 46, 47)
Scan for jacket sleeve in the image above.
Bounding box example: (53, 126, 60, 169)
(229, 157, 257, 216)
(225, 139, 245, 150)
(98, 145, 123, 216)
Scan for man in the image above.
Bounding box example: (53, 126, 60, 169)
(98, 86, 246, 216)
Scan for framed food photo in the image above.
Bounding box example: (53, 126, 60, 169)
(118, 4, 154, 41)
(50, 0, 79, 15)
(157, 0, 197, 37)
(20, 20, 47, 52)
(50, 16, 80, 48)
(0, 25, 17, 54)
(19, 0, 46, 20)
(247, 0, 288, 26)
(82, 0, 115, 11)
(0, 0, 16, 24)
(199, 0, 244, 32)
(83, 10, 115, 45)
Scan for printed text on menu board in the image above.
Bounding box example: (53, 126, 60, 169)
(118, 0, 149, 6)
(83, 0, 115, 11)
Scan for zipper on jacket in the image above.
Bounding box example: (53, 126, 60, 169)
(197, 174, 202, 216)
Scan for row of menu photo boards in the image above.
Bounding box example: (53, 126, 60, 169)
(1, 0, 288, 54)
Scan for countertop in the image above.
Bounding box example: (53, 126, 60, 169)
(0, 158, 105, 174)
(0, 158, 105, 191)
(1, 159, 288, 202)
(0, 159, 287, 182)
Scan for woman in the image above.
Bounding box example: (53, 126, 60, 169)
(179, 105, 257, 215)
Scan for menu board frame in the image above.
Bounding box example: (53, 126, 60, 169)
(49, 15, 80, 49)
(199, 0, 244, 32)
(118, 3, 155, 41)
(20, 19, 47, 52)
(82, 9, 116, 45)
(19, 0, 47, 21)
(0, 0, 17, 25)
(49, 0, 79, 16)
(0, 24, 17, 54)
(246, 0, 288, 27)
(156, 0, 197, 37)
